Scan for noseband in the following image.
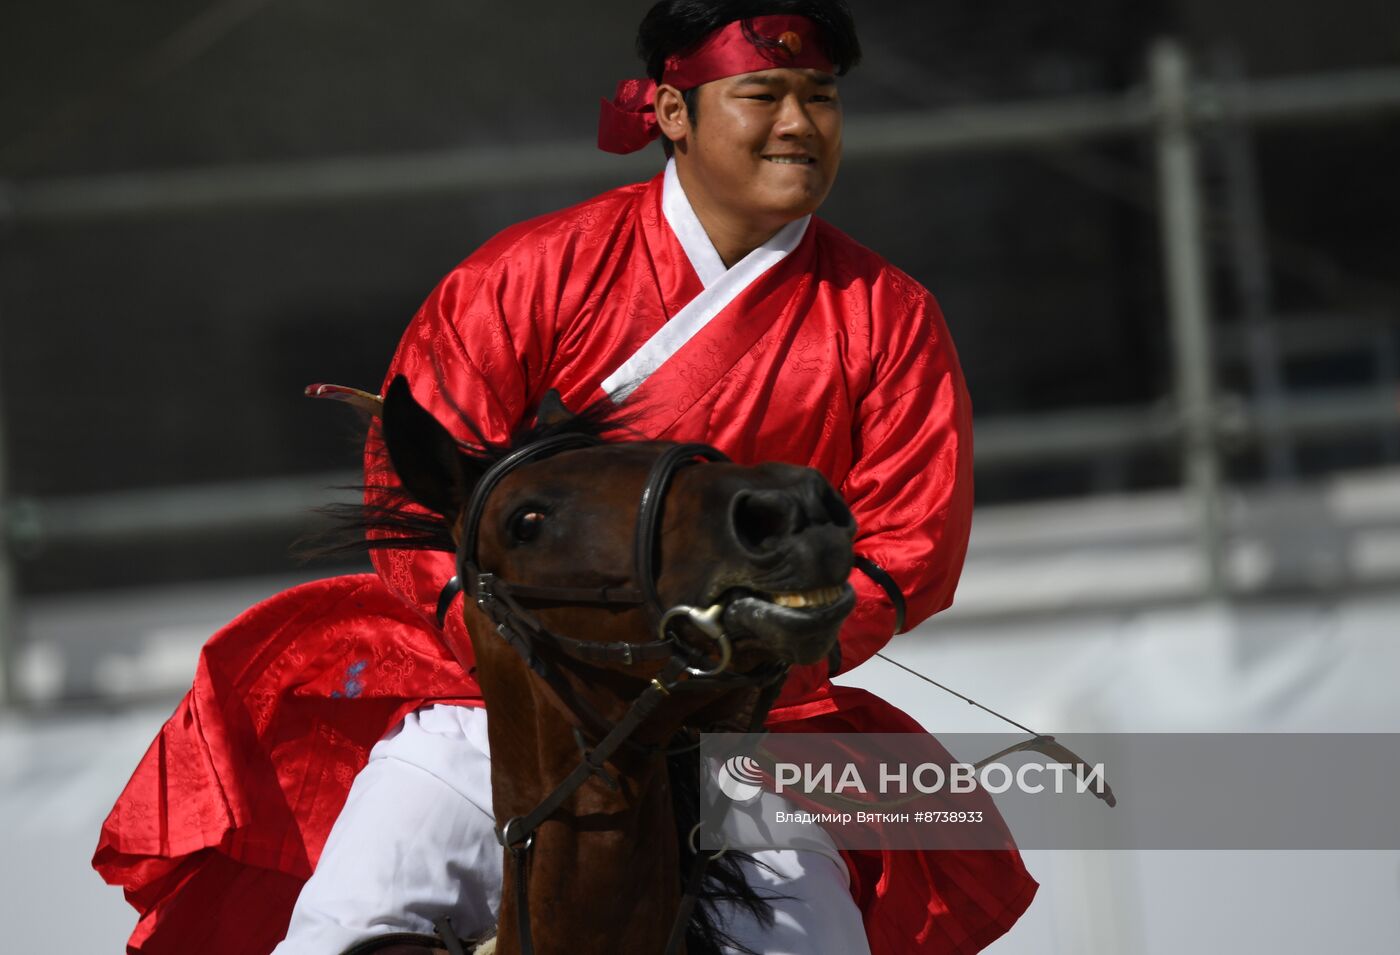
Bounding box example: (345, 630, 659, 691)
(440, 434, 789, 955)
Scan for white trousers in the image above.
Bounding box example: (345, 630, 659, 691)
(273, 704, 869, 955)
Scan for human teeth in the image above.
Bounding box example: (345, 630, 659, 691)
(765, 156, 812, 164)
(769, 587, 842, 608)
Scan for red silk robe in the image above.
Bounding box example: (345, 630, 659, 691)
(376, 168, 971, 709)
(94, 170, 1037, 954)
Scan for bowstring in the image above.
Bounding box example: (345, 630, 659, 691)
(873, 651, 1041, 738)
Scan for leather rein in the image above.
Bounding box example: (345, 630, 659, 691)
(443, 434, 789, 955)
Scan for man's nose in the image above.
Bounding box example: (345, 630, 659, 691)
(774, 95, 816, 137)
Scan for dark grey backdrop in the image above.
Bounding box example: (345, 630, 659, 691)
(3, 1, 1397, 593)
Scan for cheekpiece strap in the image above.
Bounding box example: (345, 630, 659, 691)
(634, 444, 731, 620)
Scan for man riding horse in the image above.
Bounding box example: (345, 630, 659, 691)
(95, 2, 1038, 951)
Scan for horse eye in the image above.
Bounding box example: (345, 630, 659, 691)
(510, 508, 548, 543)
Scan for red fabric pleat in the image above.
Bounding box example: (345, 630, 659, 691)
(770, 685, 1038, 955)
(92, 575, 478, 953)
(95, 587, 1035, 955)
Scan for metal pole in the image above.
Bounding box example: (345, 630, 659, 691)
(1374, 327, 1400, 461)
(6, 65, 1400, 225)
(1212, 47, 1296, 484)
(1151, 39, 1227, 598)
(0, 377, 17, 707)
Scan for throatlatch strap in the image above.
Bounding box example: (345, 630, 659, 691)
(664, 848, 715, 955)
(854, 555, 907, 634)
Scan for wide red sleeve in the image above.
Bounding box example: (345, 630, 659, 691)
(366, 228, 559, 664)
(382, 229, 556, 444)
(836, 273, 975, 673)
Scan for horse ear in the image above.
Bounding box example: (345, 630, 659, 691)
(381, 376, 479, 517)
(534, 389, 575, 430)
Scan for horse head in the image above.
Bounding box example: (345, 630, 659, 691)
(380, 375, 855, 689)
(373, 375, 857, 955)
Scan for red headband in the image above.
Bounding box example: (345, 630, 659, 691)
(598, 15, 835, 155)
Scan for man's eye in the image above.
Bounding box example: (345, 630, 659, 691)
(744, 94, 776, 101)
(509, 509, 548, 543)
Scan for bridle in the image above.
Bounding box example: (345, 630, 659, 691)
(310, 381, 1117, 955)
(448, 438, 742, 674)
(442, 434, 791, 955)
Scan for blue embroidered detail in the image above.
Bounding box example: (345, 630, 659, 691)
(335, 659, 370, 699)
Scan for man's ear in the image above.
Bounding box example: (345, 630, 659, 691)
(654, 82, 690, 147)
(381, 376, 480, 518)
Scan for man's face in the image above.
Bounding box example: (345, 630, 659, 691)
(672, 68, 843, 234)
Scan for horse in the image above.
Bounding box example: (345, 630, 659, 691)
(334, 375, 859, 955)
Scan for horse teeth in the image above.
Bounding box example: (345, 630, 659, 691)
(768, 587, 841, 608)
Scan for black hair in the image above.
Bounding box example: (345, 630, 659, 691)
(636, 0, 861, 154)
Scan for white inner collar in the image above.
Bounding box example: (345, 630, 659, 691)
(662, 159, 727, 288)
(661, 157, 809, 290)
(602, 165, 810, 404)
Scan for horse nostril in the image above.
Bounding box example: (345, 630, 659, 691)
(816, 480, 855, 531)
(792, 471, 854, 532)
(731, 490, 799, 556)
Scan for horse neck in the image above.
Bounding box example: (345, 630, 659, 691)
(486, 671, 684, 955)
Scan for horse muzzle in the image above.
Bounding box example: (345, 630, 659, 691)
(718, 582, 855, 665)
(703, 466, 857, 665)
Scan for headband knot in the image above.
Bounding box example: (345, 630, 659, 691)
(597, 15, 834, 155)
(598, 78, 660, 155)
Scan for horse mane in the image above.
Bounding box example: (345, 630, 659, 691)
(303, 389, 775, 953)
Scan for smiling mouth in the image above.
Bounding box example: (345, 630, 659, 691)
(763, 156, 815, 165)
